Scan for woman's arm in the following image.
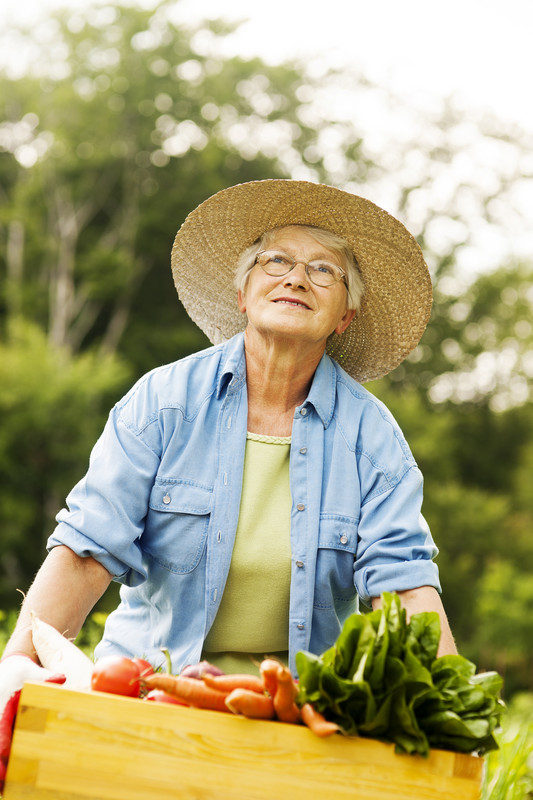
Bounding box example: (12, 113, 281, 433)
(371, 585, 458, 657)
(2, 545, 112, 662)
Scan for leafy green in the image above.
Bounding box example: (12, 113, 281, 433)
(296, 592, 505, 756)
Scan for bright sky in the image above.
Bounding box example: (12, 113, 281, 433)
(2, 0, 533, 133)
(182, 0, 533, 134)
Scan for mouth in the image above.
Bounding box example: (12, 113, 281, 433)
(272, 297, 311, 310)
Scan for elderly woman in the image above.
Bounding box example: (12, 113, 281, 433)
(1, 180, 455, 691)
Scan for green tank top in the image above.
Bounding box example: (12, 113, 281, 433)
(202, 432, 292, 675)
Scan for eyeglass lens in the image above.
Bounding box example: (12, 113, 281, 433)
(256, 251, 344, 286)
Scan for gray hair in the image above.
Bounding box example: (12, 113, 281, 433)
(233, 225, 364, 311)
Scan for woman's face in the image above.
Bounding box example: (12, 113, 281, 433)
(237, 226, 355, 348)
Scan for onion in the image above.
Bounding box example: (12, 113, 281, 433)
(180, 660, 224, 679)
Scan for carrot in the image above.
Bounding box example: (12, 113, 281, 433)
(225, 688, 275, 719)
(142, 673, 230, 712)
(259, 658, 281, 697)
(272, 665, 301, 724)
(202, 673, 265, 694)
(300, 703, 340, 737)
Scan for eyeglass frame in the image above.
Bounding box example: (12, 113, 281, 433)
(254, 249, 348, 288)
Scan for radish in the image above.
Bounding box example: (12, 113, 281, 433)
(30, 612, 94, 690)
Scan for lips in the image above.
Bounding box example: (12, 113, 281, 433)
(272, 296, 311, 310)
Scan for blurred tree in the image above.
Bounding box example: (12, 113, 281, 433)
(0, 0, 373, 376)
(475, 560, 533, 694)
(0, 319, 130, 606)
(413, 263, 533, 412)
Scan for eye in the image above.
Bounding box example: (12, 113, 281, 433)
(269, 251, 292, 266)
(312, 262, 337, 276)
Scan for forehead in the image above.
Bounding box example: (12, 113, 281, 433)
(265, 226, 339, 259)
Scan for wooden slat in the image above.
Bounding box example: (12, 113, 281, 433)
(3, 683, 484, 800)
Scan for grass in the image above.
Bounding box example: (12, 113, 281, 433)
(482, 694, 533, 800)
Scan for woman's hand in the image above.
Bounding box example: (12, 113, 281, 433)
(372, 586, 458, 657)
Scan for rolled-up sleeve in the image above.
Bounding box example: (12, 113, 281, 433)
(47, 401, 161, 586)
(353, 462, 440, 605)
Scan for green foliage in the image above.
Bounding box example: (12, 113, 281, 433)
(296, 593, 504, 757)
(0, 0, 368, 376)
(474, 562, 533, 694)
(0, 319, 130, 605)
(482, 694, 533, 800)
(0, 610, 18, 654)
(74, 611, 109, 660)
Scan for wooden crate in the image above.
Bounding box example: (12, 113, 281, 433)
(4, 682, 484, 800)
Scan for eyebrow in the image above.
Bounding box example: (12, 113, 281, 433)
(268, 246, 340, 264)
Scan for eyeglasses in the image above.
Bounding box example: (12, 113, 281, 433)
(255, 249, 346, 288)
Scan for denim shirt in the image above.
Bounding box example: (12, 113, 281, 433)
(48, 333, 440, 674)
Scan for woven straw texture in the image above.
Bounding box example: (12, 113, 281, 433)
(171, 180, 432, 383)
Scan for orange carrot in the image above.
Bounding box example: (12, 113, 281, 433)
(272, 665, 301, 724)
(203, 673, 265, 694)
(259, 658, 281, 697)
(142, 673, 230, 712)
(225, 688, 275, 719)
(300, 703, 340, 737)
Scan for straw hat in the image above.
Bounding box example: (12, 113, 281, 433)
(171, 179, 432, 383)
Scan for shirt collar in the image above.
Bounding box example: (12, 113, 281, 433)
(305, 352, 337, 428)
(216, 332, 247, 398)
(216, 332, 339, 428)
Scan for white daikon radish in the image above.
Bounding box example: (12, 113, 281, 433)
(30, 611, 94, 690)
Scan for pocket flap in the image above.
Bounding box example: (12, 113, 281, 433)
(149, 480, 212, 514)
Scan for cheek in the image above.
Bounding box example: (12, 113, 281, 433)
(242, 271, 278, 305)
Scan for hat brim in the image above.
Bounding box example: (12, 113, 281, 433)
(171, 179, 432, 383)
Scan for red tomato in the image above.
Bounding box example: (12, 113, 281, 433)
(91, 656, 142, 698)
(132, 658, 155, 678)
(144, 689, 186, 706)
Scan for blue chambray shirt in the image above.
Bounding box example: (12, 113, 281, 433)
(48, 333, 440, 674)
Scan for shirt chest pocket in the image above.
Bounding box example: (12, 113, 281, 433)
(144, 480, 213, 574)
(314, 516, 359, 608)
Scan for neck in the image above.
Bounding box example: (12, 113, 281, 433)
(243, 327, 324, 435)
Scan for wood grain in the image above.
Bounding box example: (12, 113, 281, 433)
(4, 683, 484, 800)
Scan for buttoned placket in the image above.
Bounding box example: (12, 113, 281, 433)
(287, 402, 325, 673)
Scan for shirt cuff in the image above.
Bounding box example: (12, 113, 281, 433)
(47, 524, 145, 586)
(356, 558, 441, 607)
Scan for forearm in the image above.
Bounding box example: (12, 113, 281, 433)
(2, 545, 112, 662)
(371, 585, 458, 657)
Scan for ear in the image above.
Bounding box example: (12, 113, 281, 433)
(334, 308, 356, 336)
(237, 288, 246, 314)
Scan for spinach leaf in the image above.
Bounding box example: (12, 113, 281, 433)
(296, 592, 504, 756)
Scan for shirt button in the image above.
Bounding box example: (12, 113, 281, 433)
(340, 534, 348, 544)
(163, 494, 171, 505)
(296, 503, 305, 511)
(297, 623, 305, 630)
(299, 447, 307, 455)
(296, 560, 304, 568)
(300, 407, 307, 416)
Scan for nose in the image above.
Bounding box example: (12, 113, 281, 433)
(283, 261, 309, 289)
